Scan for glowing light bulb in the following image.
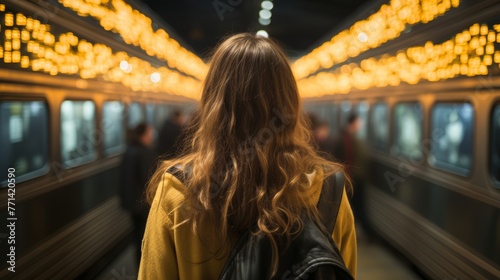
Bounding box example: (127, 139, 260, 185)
(120, 60, 132, 73)
(259, 17, 271, 26)
(256, 30, 269, 38)
(261, 1, 273, 10)
(358, 32, 368, 42)
(150, 72, 161, 83)
(259, 9, 272, 20)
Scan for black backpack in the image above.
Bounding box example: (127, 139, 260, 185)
(168, 167, 353, 280)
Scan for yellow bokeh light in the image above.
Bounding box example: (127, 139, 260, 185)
(0, 2, 496, 101)
(298, 23, 499, 97)
(0, 8, 203, 99)
(57, 0, 207, 80)
(4, 41, 12, 52)
(4, 51, 12, 63)
(5, 13, 14, 26)
(20, 56, 29, 68)
(293, 0, 461, 80)
(16, 13, 26, 26)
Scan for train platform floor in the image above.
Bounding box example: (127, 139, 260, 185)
(357, 239, 422, 279)
(96, 229, 424, 279)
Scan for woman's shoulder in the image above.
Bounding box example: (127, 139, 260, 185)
(305, 168, 348, 206)
(150, 172, 188, 218)
(303, 168, 324, 205)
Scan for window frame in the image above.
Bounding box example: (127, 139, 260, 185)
(0, 98, 51, 186)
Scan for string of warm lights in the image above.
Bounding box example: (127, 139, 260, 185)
(292, 0, 461, 80)
(2, 1, 495, 101)
(297, 23, 500, 98)
(57, 0, 207, 80)
(0, 6, 202, 99)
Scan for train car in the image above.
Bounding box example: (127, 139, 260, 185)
(301, 0, 500, 279)
(0, 0, 198, 279)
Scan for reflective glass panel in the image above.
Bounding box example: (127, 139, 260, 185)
(303, 103, 319, 121)
(60, 100, 97, 167)
(370, 102, 389, 150)
(302, 103, 313, 112)
(0, 101, 49, 186)
(155, 105, 171, 129)
(339, 101, 352, 128)
(316, 104, 324, 120)
(355, 102, 369, 140)
(146, 103, 155, 125)
(325, 103, 340, 137)
(128, 102, 144, 128)
(429, 103, 473, 176)
(102, 101, 125, 156)
(393, 103, 423, 160)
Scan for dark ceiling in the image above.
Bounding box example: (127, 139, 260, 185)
(139, 0, 372, 58)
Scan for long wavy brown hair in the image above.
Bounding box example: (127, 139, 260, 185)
(147, 33, 345, 275)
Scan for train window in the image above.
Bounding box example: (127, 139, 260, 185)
(370, 102, 389, 150)
(339, 101, 352, 128)
(60, 100, 97, 167)
(102, 101, 125, 156)
(393, 103, 423, 160)
(304, 103, 319, 116)
(155, 105, 171, 129)
(128, 102, 144, 128)
(429, 103, 473, 176)
(303, 103, 313, 112)
(146, 104, 155, 125)
(355, 102, 369, 140)
(0, 101, 50, 186)
(309, 103, 339, 138)
(490, 105, 500, 187)
(325, 103, 339, 138)
(318, 104, 328, 122)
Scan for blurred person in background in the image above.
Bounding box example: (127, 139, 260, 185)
(334, 114, 372, 240)
(121, 122, 155, 262)
(308, 113, 336, 157)
(156, 110, 184, 160)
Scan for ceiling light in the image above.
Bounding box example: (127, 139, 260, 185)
(258, 17, 271, 26)
(261, 1, 274, 10)
(120, 60, 129, 70)
(358, 32, 368, 42)
(120, 60, 132, 73)
(150, 72, 161, 83)
(256, 30, 269, 38)
(259, 9, 272, 20)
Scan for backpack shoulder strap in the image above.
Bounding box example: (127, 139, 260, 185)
(166, 164, 191, 184)
(316, 171, 345, 234)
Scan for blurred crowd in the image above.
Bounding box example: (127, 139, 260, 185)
(120, 110, 186, 261)
(308, 112, 373, 240)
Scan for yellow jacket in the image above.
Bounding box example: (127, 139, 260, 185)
(138, 172, 357, 279)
